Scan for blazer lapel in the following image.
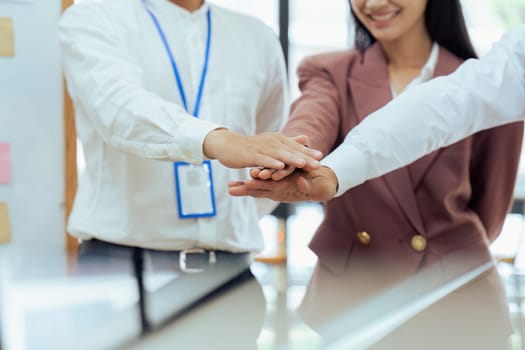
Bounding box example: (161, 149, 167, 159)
(348, 43, 392, 122)
(409, 47, 463, 188)
(348, 43, 426, 234)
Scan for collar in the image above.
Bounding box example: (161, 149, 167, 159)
(145, 0, 209, 19)
(418, 42, 439, 82)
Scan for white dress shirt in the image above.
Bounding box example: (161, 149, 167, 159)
(59, 0, 288, 251)
(323, 25, 525, 196)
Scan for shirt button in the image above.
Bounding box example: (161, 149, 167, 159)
(411, 235, 427, 252)
(356, 231, 371, 245)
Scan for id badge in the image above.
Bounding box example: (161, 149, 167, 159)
(174, 160, 217, 219)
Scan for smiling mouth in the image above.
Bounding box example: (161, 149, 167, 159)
(367, 11, 400, 22)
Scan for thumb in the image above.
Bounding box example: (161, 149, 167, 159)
(291, 134, 310, 147)
(296, 176, 311, 194)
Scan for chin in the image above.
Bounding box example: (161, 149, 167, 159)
(370, 31, 402, 44)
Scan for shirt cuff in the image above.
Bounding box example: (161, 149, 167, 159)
(168, 117, 224, 164)
(321, 142, 369, 197)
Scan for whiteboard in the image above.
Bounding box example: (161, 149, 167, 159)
(0, 0, 64, 247)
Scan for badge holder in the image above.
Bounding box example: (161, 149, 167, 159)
(174, 160, 217, 219)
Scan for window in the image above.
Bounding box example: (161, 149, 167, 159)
(288, 0, 351, 99)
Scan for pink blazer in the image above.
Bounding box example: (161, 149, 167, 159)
(284, 43, 523, 275)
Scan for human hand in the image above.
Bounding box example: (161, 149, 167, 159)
(249, 135, 316, 180)
(228, 166, 338, 202)
(203, 129, 322, 170)
(250, 164, 297, 181)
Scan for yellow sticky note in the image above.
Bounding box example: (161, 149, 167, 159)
(0, 17, 15, 57)
(0, 202, 11, 243)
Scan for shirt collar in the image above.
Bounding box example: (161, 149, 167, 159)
(145, 0, 209, 19)
(419, 42, 439, 82)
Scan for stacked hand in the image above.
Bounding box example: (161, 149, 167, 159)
(203, 129, 322, 170)
(228, 165, 339, 203)
(203, 129, 338, 202)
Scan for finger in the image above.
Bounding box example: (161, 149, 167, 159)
(228, 184, 249, 196)
(303, 160, 322, 171)
(268, 147, 317, 169)
(258, 168, 277, 180)
(248, 134, 321, 169)
(260, 139, 321, 169)
(271, 166, 295, 180)
(230, 187, 274, 199)
(243, 178, 283, 191)
(250, 168, 262, 179)
(296, 176, 311, 194)
(228, 181, 245, 187)
(282, 137, 323, 160)
(252, 154, 285, 170)
(228, 182, 250, 196)
(291, 134, 310, 146)
(278, 149, 322, 169)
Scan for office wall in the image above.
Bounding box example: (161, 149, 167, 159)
(0, 1, 64, 247)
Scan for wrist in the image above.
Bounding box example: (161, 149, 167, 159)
(321, 165, 339, 195)
(203, 128, 229, 159)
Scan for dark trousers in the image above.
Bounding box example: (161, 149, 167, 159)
(76, 239, 266, 350)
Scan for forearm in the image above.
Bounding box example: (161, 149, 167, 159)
(60, 4, 223, 164)
(81, 88, 222, 164)
(324, 25, 525, 196)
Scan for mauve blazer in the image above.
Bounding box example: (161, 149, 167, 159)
(284, 43, 523, 276)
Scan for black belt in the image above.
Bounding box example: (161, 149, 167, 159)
(77, 239, 249, 274)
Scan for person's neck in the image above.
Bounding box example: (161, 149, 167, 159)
(169, 0, 204, 12)
(381, 26, 432, 70)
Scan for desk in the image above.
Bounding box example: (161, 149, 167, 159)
(0, 244, 514, 350)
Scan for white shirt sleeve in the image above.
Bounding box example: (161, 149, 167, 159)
(323, 24, 525, 196)
(59, 3, 223, 164)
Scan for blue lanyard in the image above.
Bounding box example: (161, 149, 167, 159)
(144, 3, 211, 117)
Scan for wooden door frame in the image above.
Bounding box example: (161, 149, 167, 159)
(62, 0, 78, 255)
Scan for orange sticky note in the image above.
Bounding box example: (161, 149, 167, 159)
(0, 202, 11, 243)
(0, 17, 15, 57)
(0, 143, 10, 184)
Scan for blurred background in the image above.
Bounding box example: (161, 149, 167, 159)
(1, 0, 525, 349)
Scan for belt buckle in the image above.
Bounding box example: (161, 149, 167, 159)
(179, 248, 217, 274)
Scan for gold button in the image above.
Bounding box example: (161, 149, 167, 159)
(411, 235, 427, 252)
(357, 231, 371, 245)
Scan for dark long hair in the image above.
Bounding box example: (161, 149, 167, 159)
(351, 0, 478, 59)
